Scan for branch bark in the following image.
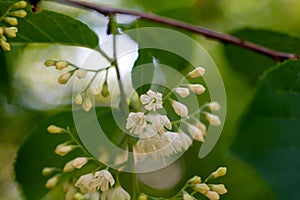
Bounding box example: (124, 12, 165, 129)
(63, 0, 298, 61)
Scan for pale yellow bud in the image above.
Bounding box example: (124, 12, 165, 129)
(209, 184, 227, 195)
(101, 81, 109, 98)
(47, 125, 66, 134)
(194, 120, 207, 136)
(138, 194, 148, 200)
(207, 101, 220, 111)
(45, 176, 59, 189)
(0, 39, 11, 51)
(4, 17, 18, 26)
(74, 94, 83, 105)
(4, 27, 18, 38)
(42, 167, 57, 176)
(72, 157, 88, 169)
(171, 100, 189, 118)
(188, 66, 205, 78)
(55, 61, 68, 70)
(55, 142, 75, 156)
(10, 10, 27, 18)
(89, 84, 100, 96)
(183, 191, 196, 200)
(211, 167, 227, 178)
(74, 193, 85, 200)
(189, 176, 202, 184)
(205, 113, 221, 126)
(193, 183, 210, 194)
(82, 97, 92, 112)
(205, 191, 220, 200)
(58, 72, 73, 84)
(174, 87, 189, 98)
(76, 69, 87, 79)
(63, 160, 75, 172)
(0, 27, 3, 35)
(13, 1, 27, 9)
(44, 60, 55, 67)
(188, 84, 205, 95)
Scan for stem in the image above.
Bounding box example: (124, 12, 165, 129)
(62, 0, 298, 61)
(109, 14, 140, 199)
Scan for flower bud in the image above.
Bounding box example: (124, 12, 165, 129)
(55, 142, 75, 156)
(13, 1, 27, 9)
(63, 160, 75, 172)
(207, 101, 220, 111)
(42, 167, 57, 176)
(0, 39, 11, 51)
(47, 125, 66, 134)
(187, 124, 204, 142)
(76, 69, 87, 79)
(188, 84, 205, 95)
(89, 84, 100, 96)
(205, 113, 221, 126)
(82, 97, 92, 112)
(209, 184, 227, 195)
(205, 191, 220, 200)
(183, 191, 196, 200)
(4, 27, 18, 38)
(55, 61, 68, 70)
(171, 100, 189, 118)
(4, 17, 18, 26)
(74, 193, 85, 200)
(211, 167, 227, 178)
(193, 183, 210, 194)
(44, 60, 55, 67)
(138, 194, 148, 200)
(0, 27, 4, 35)
(194, 120, 207, 136)
(174, 87, 189, 98)
(74, 94, 83, 105)
(72, 157, 88, 169)
(45, 176, 59, 189)
(58, 72, 73, 84)
(101, 81, 109, 98)
(9, 10, 27, 18)
(188, 66, 205, 78)
(189, 176, 202, 184)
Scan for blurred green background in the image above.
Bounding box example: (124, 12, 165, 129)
(1, 0, 300, 199)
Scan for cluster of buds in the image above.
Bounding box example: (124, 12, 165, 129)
(0, 1, 27, 51)
(45, 124, 131, 200)
(44, 59, 111, 112)
(184, 167, 227, 200)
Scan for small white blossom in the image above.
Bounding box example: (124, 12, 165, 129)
(47, 125, 66, 134)
(136, 134, 163, 153)
(194, 120, 207, 136)
(72, 157, 89, 169)
(187, 124, 204, 142)
(205, 191, 220, 200)
(140, 90, 163, 111)
(207, 101, 220, 111)
(58, 71, 73, 84)
(89, 84, 100, 96)
(146, 114, 172, 133)
(171, 100, 189, 118)
(45, 176, 59, 189)
(126, 112, 147, 135)
(188, 84, 205, 94)
(76, 69, 87, 79)
(55, 142, 75, 156)
(183, 191, 196, 200)
(174, 87, 190, 98)
(101, 186, 130, 200)
(205, 113, 221, 126)
(4, 27, 18, 38)
(90, 170, 115, 192)
(74, 94, 83, 105)
(75, 173, 94, 193)
(188, 66, 205, 78)
(82, 97, 92, 112)
(209, 184, 227, 195)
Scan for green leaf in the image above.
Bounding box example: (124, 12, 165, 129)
(231, 60, 300, 199)
(223, 29, 300, 84)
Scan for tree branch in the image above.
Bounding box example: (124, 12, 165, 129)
(63, 0, 298, 61)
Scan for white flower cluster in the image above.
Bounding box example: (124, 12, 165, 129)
(44, 60, 110, 112)
(0, 1, 27, 51)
